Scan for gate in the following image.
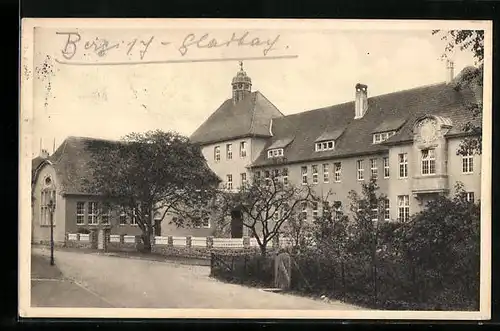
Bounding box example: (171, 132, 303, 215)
(274, 252, 291, 290)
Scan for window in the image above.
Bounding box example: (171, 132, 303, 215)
(323, 164, 329, 183)
(264, 170, 271, 186)
(227, 174, 233, 190)
(282, 168, 289, 186)
(384, 199, 390, 220)
(88, 202, 98, 225)
(239, 141, 247, 158)
(273, 169, 280, 183)
(312, 202, 319, 217)
(334, 162, 341, 182)
(202, 217, 210, 228)
(301, 166, 308, 185)
(76, 202, 85, 225)
(383, 157, 390, 178)
(421, 149, 436, 175)
(255, 171, 261, 180)
(268, 148, 284, 158)
(273, 204, 280, 221)
(226, 144, 232, 160)
(357, 160, 364, 181)
(466, 192, 475, 202)
(370, 159, 378, 179)
(119, 210, 127, 225)
(312, 165, 318, 184)
(398, 153, 408, 178)
(240, 173, 247, 187)
(130, 209, 138, 225)
(301, 202, 308, 219)
(373, 131, 396, 144)
(333, 202, 342, 221)
(462, 150, 474, 174)
(101, 207, 110, 224)
(40, 189, 55, 226)
(214, 146, 220, 162)
(397, 195, 410, 222)
(315, 140, 335, 152)
(371, 207, 378, 222)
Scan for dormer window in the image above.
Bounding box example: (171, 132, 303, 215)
(373, 131, 396, 144)
(315, 140, 335, 152)
(267, 148, 284, 158)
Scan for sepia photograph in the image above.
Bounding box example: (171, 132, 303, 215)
(19, 19, 492, 319)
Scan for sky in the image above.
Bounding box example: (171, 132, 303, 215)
(27, 22, 479, 157)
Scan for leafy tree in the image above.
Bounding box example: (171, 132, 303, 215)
(401, 182, 480, 306)
(432, 30, 484, 156)
(85, 130, 220, 252)
(219, 170, 314, 256)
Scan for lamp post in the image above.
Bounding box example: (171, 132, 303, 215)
(48, 198, 55, 266)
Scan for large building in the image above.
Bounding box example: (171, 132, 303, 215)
(190, 62, 482, 236)
(31, 61, 482, 243)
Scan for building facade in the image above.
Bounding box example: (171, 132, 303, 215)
(190, 62, 482, 230)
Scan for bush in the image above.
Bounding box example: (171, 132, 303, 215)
(211, 252, 274, 287)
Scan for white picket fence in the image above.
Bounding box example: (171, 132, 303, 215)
(212, 238, 244, 248)
(249, 238, 275, 248)
(109, 234, 121, 243)
(154, 236, 169, 245)
(79, 234, 90, 242)
(123, 235, 136, 244)
(67, 233, 78, 241)
(191, 237, 206, 247)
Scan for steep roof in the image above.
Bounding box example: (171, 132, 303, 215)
(189, 91, 284, 145)
(31, 156, 45, 183)
(44, 136, 122, 195)
(252, 69, 482, 168)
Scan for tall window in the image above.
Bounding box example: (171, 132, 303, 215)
(40, 189, 55, 226)
(265, 170, 271, 186)
(371, 207, 378, 222)
(357, 160, 364, 181)
(421, 149, 436, 175)
(323, 164, 329, 183)
(333, 202, 342, 221)
(273, 169, 280, 184)
(227, 174, 233, 190)
(226, 144, 232, 160)
(202, 217, 211, 228)
(239, 141, 247, 158)
(88, 202, 98, 225)
(301, 166, 308, 185)
(119, 210, 127, 225)
(312, 165, 318, 184)
(370, 159, 378, 179)
(397, 195, 410, 222)
(76, 201, 85, 225)
(398, 153, 408, 178)
(384, 199, 390, 220)
(462, 150, 474, 174)
(214, 146, 220, 162)
(282, 168, 289, 186)
(301, 202, 308, 219)
(240, 173, 247, 187)
(383, 157, 390, 178)
(312, 202, 319, 217)
(466, 192, 475, 202)
(334, 162, 341, 182)
(101, 207, 110, 224)
(130, 208, 138, 225)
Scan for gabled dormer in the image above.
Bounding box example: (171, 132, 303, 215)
(372, 118, 407, 144)
(314, 128, 344, 152)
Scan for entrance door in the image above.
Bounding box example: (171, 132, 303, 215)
(230, 210, 243, 238)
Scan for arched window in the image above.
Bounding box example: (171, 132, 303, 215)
(40, 188, 56, 226)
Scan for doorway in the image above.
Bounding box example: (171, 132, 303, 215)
(230, 210, 243, 238)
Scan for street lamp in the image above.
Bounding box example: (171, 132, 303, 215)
(47, 198, 56, 266)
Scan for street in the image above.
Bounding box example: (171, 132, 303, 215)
(31, 247, 361, 310)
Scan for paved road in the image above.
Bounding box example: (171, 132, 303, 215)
(31, 247, 361, 310)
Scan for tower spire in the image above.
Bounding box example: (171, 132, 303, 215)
(231, 62, 252, 104)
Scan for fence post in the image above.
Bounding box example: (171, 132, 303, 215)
(210, 252, 214, 275)
(243, 236, 250, 249)
(207, 236, 214, 249)
(186, 235, 192, 248)
(167, 235, 173, 247)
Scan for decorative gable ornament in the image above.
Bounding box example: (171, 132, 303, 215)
(413, 115, 453, 145)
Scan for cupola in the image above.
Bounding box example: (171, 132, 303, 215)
(231, 61, 252, 104)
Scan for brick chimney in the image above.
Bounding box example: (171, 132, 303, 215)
(446, 60, 455, 84)
(354, 83, 368, 119)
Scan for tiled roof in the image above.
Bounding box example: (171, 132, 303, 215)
(46, 136, 123, 195)
(252, 68, 482, 168)
(190, 91, 284, 145)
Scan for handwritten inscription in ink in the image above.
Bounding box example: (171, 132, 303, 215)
(56, 31, 284, 63)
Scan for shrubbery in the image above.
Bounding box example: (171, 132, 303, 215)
(210, 180, 480, 311)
